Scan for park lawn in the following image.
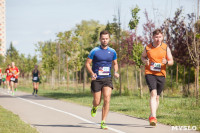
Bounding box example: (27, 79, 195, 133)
(17, 85, 200, 131)
(0, 105, 39, 133)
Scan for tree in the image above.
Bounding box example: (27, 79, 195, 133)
(36, 41, 58, 89)
(57, 31, 72, 89)
(129, 5, 143, 98)
(6, 42, 19, 61)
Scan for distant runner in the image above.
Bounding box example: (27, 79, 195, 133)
(32, 65, 40, 97)
(5, 64, 12, 92)
(10, 62, 20, 95)
(2, 73, 6, 88)
(141, 29, 174, 126)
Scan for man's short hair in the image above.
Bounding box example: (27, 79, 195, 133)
(100, 30, 110, 38)
(153, 29, 163, 36)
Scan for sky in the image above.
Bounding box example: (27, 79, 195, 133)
(6, 0, 197, 56)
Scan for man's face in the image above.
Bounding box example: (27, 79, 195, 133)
(100, 34, 110, 47)
(12, 63, 15, 67)
(153, 33, 163, 45)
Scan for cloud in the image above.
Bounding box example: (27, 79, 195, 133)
(43, 30, 52, 35)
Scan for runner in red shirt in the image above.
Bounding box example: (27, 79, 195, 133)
(0, 68, 2, 87)
(5, 64, 12, 92)
(10, 62, 20, 95)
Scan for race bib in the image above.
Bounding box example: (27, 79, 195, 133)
(10, 77, 15, 81)
(150, 62, 161, 72)
(98, 67, 110, 76)
(33, 77, 38, 81)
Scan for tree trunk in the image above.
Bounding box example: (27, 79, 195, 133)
(66, 54, 69, 90)
(126, 64, 129, 90)
(176, 63, 178, 84)
(195, 68, 197, 97)
(135, 69, 138, 90)
(83, 66, 86, 92)
(183, 66, 186, 96)
(196, 59, 199, 106)
(58, 43, 61, 84)
(79, 70, 82, 84)
(76, 67, 78, 91)
(51, 70, 54, 89)
(188, 67, 191, 96)
(170, 69, 173, 92)
(139, 67, 143, 98)
(119, 61, 122, 95)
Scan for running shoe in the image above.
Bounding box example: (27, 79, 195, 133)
(149, 116, 157, 126)
(14, 88, 17, 91)
(91, 106, 97, 117)
(101, 120, 108, 129)
(32, 92, 34, 95)
(35, 94, 37, 97)
(12, 92, 14, 96)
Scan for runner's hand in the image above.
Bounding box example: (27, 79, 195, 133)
(144, 58, 149, 66)
(91, 73, 97, 80)
(114, 72, 119, 78)
(162, 57, 168, 64)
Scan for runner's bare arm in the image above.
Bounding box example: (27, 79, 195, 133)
(113, 59, 119, 78)
(85, 58, 95, 76)
(112, 59, 118, 73)
(141, 48, 149, 65)
(16, 70, 20, 76)
(166, 47, 174, 66)
(38, 70, 40, 77)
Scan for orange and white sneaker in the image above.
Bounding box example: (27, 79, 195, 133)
(149, 116, 157, 126)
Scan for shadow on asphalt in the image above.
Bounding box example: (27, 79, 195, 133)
(18, 95, 51, 100)
(41, 92, 92, 99)
(32, 124, 100, 129)
(80, 122, 154, 128)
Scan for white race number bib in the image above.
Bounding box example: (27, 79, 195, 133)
(98, 67, 110, 76)
(150, 62, 161, 72)
(33, 77, 38, 81)
(10, 77, 15, 81)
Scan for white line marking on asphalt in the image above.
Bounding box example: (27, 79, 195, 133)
(0, 90, 125, 133)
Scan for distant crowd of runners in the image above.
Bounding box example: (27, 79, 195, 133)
(0, 62, 40, 96)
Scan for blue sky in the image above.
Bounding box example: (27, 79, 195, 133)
(6, 0, 197, 56)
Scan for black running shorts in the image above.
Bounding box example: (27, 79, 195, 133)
(91, 78, 113, 93)
(10, 78, 18, 83)
(145, 74, 165, 95)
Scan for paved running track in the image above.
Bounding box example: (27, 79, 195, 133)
(0, 88, 199, 133)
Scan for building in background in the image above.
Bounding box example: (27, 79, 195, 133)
(0, 0, 6, 56)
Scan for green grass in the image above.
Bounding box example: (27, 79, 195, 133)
(0, 105, 39, 133)
(17, 85, 200, 131)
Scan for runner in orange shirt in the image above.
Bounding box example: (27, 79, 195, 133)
(10, 62, 20, 95)
(5, 64, 12, 92)
(141, 29, 174, 126)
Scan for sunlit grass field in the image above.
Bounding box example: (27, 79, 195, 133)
(0, 105, 38, 133)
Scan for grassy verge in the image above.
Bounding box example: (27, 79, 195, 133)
(0, 105, 38, 133)
(17, 85, 200, 131)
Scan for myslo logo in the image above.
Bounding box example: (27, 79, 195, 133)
(171, 126, 197, 131)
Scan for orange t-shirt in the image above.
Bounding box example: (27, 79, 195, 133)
(10, 67, 19, 79)
(145, 43, 167, 77)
